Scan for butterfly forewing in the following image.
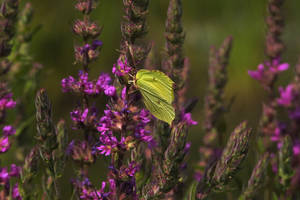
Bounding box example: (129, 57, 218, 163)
(136, 69, 174, 104)
(136, 69, 175, 125)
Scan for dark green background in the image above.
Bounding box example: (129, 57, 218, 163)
(21, 0, 300, 197)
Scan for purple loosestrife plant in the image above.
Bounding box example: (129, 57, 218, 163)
(246, 0, 298, 198)
(2, 0, 300, 199)
(196, 122, 252, 200)
(0, 84, 21, 200)
(0, 1, 22, 199)
(61, 0, 115, 197)
(195, 36, 233, 182)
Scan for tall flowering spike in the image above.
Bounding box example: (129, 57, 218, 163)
(265, 0, 285, 60)
(141, 122, 189, 199)
(197, 122, 252, 200)
(21, 146, 39, 184)
(278, 135, 294, 191)
(35, 89, 57, 155)
(248, 0, 287, 91)
(0, 0, 19, 57)
(73, 0, 102, 70)
(194, 37, 233, 182)
(239, 153, 270, 200)
(163, 0, 185, 89)
(120, 0, 150, 69)
(212, 121, 251, 190)
(55, 120, 68, 177)
(35, 89, 60, 198)
(163, 0, 191, 112)
(204, 36, 233, 139)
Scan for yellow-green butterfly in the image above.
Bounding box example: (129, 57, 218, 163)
(134, 69, 175, 125)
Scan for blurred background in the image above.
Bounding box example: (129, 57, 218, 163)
(18, 0, 300, 197)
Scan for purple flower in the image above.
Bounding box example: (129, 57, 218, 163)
(66, 140, 75, 155)
(289, 107, 300, 120)
(70, 108, 89, 123)
(248, 58, 289, 90)
(0, 93, 16, 110)
(2, 125, 16, 136)
(0, 167, 9, 184)
(75, 40, 103, 63)
(62, 71, 115, 97)
(97, 73, 111, 87)
(294, 141, 300, 156)
(104, 86, 116, 97)
(96, 145, 113, 156)
(277, 84, 294, 107)
(73, 177, 110, 200)
(121, 87, 127, 100)
(184, 142, 192, 154)
(12, 184, 21, 200)
(124, 162, 140, 177)
(0, 136, 10, 153)
(194, 172, 203, 182)
(112, 56, 132, 77)
(271, 126, 281, 142)
(61, 76, 76, 92)
(9, 164, 21, 177)
(248, 64, 265, 81)
(97, 135, 119, 156)
(182, 113, 198, 126)
(248, 59, 289, 81)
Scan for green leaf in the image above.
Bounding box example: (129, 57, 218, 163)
(135, 69, 175, 125)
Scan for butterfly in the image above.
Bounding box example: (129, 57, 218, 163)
(134, 69, 175, 125)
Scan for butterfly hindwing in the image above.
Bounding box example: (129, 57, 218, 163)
(139, 88, 175, 125)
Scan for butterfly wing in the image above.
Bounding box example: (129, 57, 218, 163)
(136, 69, 174, 104)
(136, 69, 175, 125)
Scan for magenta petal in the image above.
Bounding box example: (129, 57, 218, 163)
(248, 70, 261, 80)
(293, 145, 300, 155)
(258, 64, 265, 70)
(277, 63, 289, 71)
